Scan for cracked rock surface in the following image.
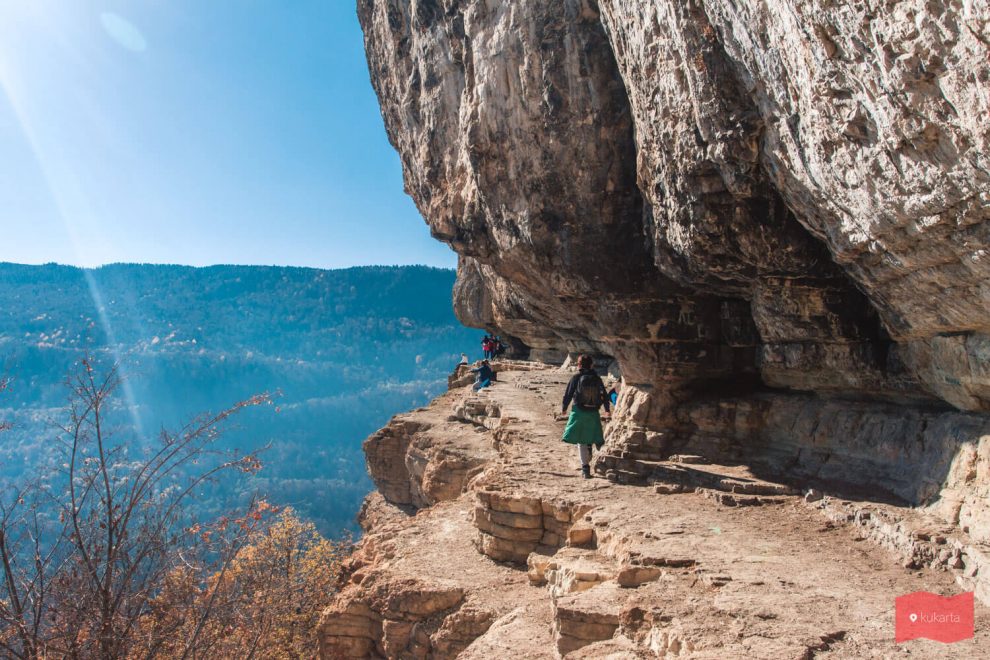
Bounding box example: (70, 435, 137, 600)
(358, 0, 990, 496)
(347, 1, 990, 654)
(319, 367, 990, 658)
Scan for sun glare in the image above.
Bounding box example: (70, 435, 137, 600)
(100, 12, 147, 53)
(0, 5, 147, 436)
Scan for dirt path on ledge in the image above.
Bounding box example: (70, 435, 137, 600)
(320, 364, 989, 659)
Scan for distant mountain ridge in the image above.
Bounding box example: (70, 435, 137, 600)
(0, 262, 476, 535)
(0, 262, 462, 354)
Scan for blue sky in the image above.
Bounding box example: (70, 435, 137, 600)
(0, 0, 456, 269)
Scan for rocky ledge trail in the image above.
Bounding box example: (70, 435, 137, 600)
(318, 362, 989, 658)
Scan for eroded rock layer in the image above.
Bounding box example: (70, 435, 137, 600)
(319, 366, 990, 658)
(358, 0, 990, 521)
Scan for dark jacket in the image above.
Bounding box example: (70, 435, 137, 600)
(471, 363, 494, 382)
(562, 368, 610, 413)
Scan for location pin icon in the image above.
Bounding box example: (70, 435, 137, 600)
(909, 613, 918, 623)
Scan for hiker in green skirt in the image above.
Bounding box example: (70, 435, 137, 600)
(561, 355, 611, 479)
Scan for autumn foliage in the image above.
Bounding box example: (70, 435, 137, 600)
(142, 507, 350, 658)
(0, 362, 350, 658)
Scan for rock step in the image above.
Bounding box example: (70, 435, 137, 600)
(472, 489, 589, 564)
(812, 496, 990, 603)
(551, 582, 626, 656)
(600, 465, 651, 484)
(321, 584, 467, 658)
(700, 489, 791, 507)
(715, 478, 799, 496)
(601, 454, 800, 499)
(654, 482, 693, 495)
(668, 454, 709, 464)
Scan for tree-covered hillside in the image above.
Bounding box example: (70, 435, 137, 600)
(0, 263, 475, 536)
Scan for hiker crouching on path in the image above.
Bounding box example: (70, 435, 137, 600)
(472, 360, 494, 391)
(561, 355, 610, 479)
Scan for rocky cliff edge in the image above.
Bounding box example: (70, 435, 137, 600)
(318, 364, 990, 657)
(356, 0, 990, 543)
(321, 1, 990, 655)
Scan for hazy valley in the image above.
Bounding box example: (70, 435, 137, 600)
(0, 262, 475, 536)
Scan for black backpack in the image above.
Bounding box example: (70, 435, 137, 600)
(575, 374, 603, 410)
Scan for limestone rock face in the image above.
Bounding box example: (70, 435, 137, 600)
(319, 366, 990, 658)
(359, 0, 990, 520)
(358, 0, 990, 414)
(332, 7, 990, 653)
(363, 391, 497, 509)
(597, 0, 990, 411)
(600, 1, 990, 338)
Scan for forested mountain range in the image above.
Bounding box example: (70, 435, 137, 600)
(0, 262, 475, 535)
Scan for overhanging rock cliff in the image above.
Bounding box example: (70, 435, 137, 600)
(358, 0, 990, 536)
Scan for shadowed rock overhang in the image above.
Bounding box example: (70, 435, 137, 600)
(357, 0, 990, 546)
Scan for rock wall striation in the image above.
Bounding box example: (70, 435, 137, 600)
(357, 0, 990, 532)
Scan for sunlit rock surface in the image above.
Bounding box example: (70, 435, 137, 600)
(358, 0, 989, 507)
(321, 2, 990, 654)
(319, 366, 990, 658)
